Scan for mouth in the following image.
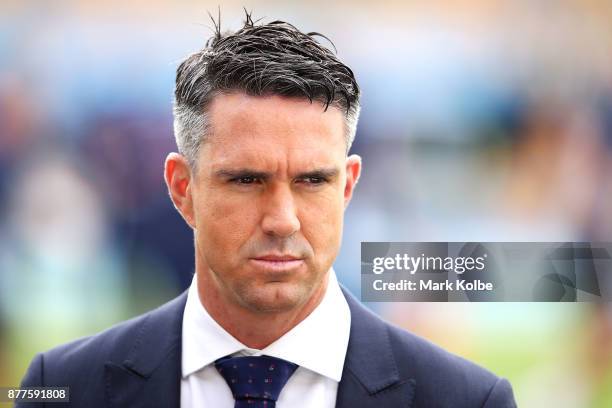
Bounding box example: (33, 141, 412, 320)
(249, 254, 305, 272)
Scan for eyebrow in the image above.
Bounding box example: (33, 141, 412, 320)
(214, 169, 270, 180)
(297, 168, 339, 180)
(213, 167, 339, 180)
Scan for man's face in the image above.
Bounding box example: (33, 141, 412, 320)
(172, 93, 360, 314)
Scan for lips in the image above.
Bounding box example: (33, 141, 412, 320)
(254, 254, 301, 261)
(250, 254, 304, 272)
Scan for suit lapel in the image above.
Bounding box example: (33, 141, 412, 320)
(336, 287, 415, 408)
(104, 292, 188, 408)
(102, 285, 415, 407)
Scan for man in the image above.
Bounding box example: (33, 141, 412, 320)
(19, 15, 517, 408)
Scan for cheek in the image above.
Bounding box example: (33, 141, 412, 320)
(194, 192, 259, 255)
(299, 192, 344, 260)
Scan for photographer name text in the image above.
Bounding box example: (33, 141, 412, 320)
(373, 279, 493, 291)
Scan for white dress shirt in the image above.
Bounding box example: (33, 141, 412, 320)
(180, 268, 351, 408)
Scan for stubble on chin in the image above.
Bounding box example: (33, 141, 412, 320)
(230, 269, 328, 314)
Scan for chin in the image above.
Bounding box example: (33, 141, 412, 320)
(236, 281, 312, 313)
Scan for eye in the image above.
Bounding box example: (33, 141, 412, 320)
(231, 176, 259, 185)
(306, 177, 325, 184)
(298, 176, 328, 186)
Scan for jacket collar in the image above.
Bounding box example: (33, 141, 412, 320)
(336, 287, 415, 408)
(104, 291, 187, 408)
(104, 285, 415, 408)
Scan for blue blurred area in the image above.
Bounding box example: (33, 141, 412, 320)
(1, 2, 612, 406)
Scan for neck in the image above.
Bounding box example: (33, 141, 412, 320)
(196, 267, 329, 350)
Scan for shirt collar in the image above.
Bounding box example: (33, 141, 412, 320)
(181, 268, 351, 382)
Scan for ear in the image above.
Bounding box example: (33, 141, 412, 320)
(164, 152, 196, 229)
(343, 154, 362, 208)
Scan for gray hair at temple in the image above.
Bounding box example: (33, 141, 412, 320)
(172, 12, 361, 168)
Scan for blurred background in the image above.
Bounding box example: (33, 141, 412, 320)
(1, 0, 612, 406)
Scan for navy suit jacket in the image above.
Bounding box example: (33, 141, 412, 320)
(19, 287, 516, 407)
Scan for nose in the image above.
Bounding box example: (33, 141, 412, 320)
(260, 183, 301, 238)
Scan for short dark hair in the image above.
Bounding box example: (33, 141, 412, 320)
(173, 12, 361, 166)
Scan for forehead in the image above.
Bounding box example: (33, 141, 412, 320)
(199, 93, 346, 169)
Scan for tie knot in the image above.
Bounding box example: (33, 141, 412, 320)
(215, 355, 298, 406)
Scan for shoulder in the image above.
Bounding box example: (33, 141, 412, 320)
(39, 311, 149, 381)
(385, 320, 513, 406)
(341, 287, 516, 407)
(20, 291, 188, 387)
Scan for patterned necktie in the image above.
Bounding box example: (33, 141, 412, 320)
(215, 355, 298, 408)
